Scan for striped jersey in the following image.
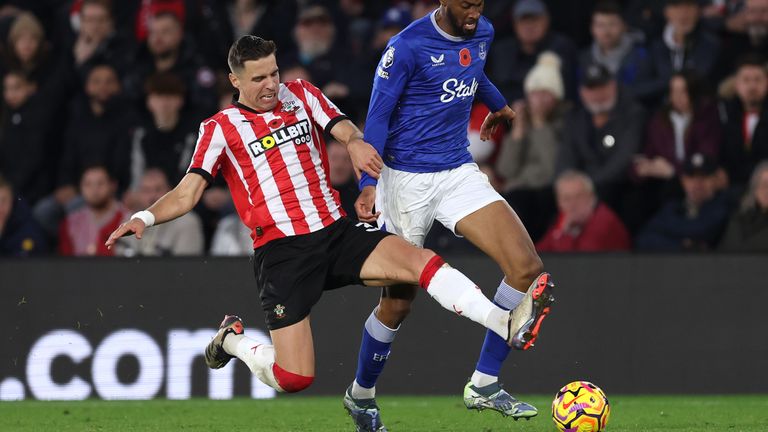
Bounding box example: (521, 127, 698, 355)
(188, 79, 348, 248)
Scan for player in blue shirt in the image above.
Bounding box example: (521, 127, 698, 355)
(343, 2, 556, 430)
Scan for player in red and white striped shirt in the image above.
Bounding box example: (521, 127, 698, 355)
(106, 36, 522, 410)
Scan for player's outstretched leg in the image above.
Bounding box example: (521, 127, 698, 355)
(204, 315, 314, 393)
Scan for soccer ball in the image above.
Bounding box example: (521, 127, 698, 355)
(551, 381, 610, 431)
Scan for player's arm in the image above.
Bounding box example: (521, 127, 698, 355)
(105, 173, 208, 248)
(477, 72, 516, 141)
(329, 119, 383, 181)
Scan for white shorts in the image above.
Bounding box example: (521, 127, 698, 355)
(375, 163, 505, 247)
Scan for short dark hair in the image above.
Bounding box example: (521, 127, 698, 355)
(593, 0, 623, 17)
(144, 71, 186, 96)
(227, 36, 277, 73)
(81, 0, 112, 15)
(735, 52, 768, 74)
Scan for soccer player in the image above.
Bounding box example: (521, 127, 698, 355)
(105, 35, 528, 401)
(346, 1, 556, 429)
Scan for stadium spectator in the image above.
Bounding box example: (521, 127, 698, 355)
(557, 62, 645, 212)
(128, 72, 198, 190)
(283, 4, 365, 118)
(0, 175, 48, 256)
(720, 160, 768, 251)
(0, 71, 50, 204)
(327, 139, 358, 218)
(635, 0, 722, 106)
(718, 0, 768, 74)
(487, 0, 578, 103)
(579, 1, 648, 88)
(627, 71, 722, 231)
(33, 63, 133, 237)
(497, 52, 566, 193)
(123, 11, 217, 115)
(719, 54, 768, 189)
(495, 52, 567, 239)
(58, 63, 133, 195)
(117, 168, 203, 256)
(636, 153, 731, 251)
(536, 170, 631, 252)
(2, 12, 51, 88)
(357, 5, 412, 102)
(59, 165, 128, 256)
(69, 0, 134, 76)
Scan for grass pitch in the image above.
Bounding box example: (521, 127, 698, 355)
(1, 395, 766, 431)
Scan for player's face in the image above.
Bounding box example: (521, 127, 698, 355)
(445, 0, 483, 37)
(230, 54, 280, 112)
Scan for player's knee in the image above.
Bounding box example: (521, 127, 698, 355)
(272, 363, 314, 393)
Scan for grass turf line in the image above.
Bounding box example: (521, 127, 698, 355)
(1, 395, 766, 431)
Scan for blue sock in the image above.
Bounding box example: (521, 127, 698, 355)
(474, 279, 525, 378)
(354, 309, 398, 390)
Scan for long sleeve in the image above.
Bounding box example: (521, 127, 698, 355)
(591, 104, 645, 185)
(358, 38, 415, 190)
(476, 72, 506, 113)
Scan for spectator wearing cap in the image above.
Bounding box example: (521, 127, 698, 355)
(626, 70, 722, 232)
(494, 52, 569, 239)
(557, 62, 646, 213)
(536, 170, 631, 252)
(635, 0, 722, 106)
(123, 11, 217, 115)
(487, 0, 578, 103)
(128, 71, 199, 191)
(636, 152, 732, 251)
(719, 160, 768, 251)
(579, 1, 648, 88)
(0, 174, 48, 257)
(719, 54, 768, 189)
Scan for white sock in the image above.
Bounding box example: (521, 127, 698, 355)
(471, 370, 498, 388)
(351, 380, 376, 399)
(224, 334, 283, 392)
(494, 278, 525, 311)
(426, 265, 509, 340)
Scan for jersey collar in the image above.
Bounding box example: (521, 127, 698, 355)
(430, 10, 465, 42)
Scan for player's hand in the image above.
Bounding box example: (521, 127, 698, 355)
(355, 186, 380, 222)
(480, 105, 516, 141)
(105, 218, 146, 249)
(347, 138, 384, 180)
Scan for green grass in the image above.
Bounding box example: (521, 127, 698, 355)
(1, 395, 766, 431)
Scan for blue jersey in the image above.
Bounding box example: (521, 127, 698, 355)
(360, 10, 506, 189)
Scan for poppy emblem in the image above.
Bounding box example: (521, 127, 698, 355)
(459, 48, 471, 67)
(268, 118, 283, 129)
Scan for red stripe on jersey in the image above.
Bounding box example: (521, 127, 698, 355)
(246, 115, 311, 235)
(299, 80, 342, 121)
(191, 120, 217, 170)
(311, 124, 345, 218)
(282, 91, 334, 223)
(217, 114, 281, 245)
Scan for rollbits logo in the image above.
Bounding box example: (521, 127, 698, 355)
(0, 329, 276, 401)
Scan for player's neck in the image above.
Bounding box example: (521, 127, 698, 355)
(434, 8, 461, 38)
(235, 97, 269, 114)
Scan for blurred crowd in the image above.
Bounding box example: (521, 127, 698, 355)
(0, 0, 767, 257)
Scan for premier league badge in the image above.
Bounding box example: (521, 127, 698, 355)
(479, 42, 487, 60)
